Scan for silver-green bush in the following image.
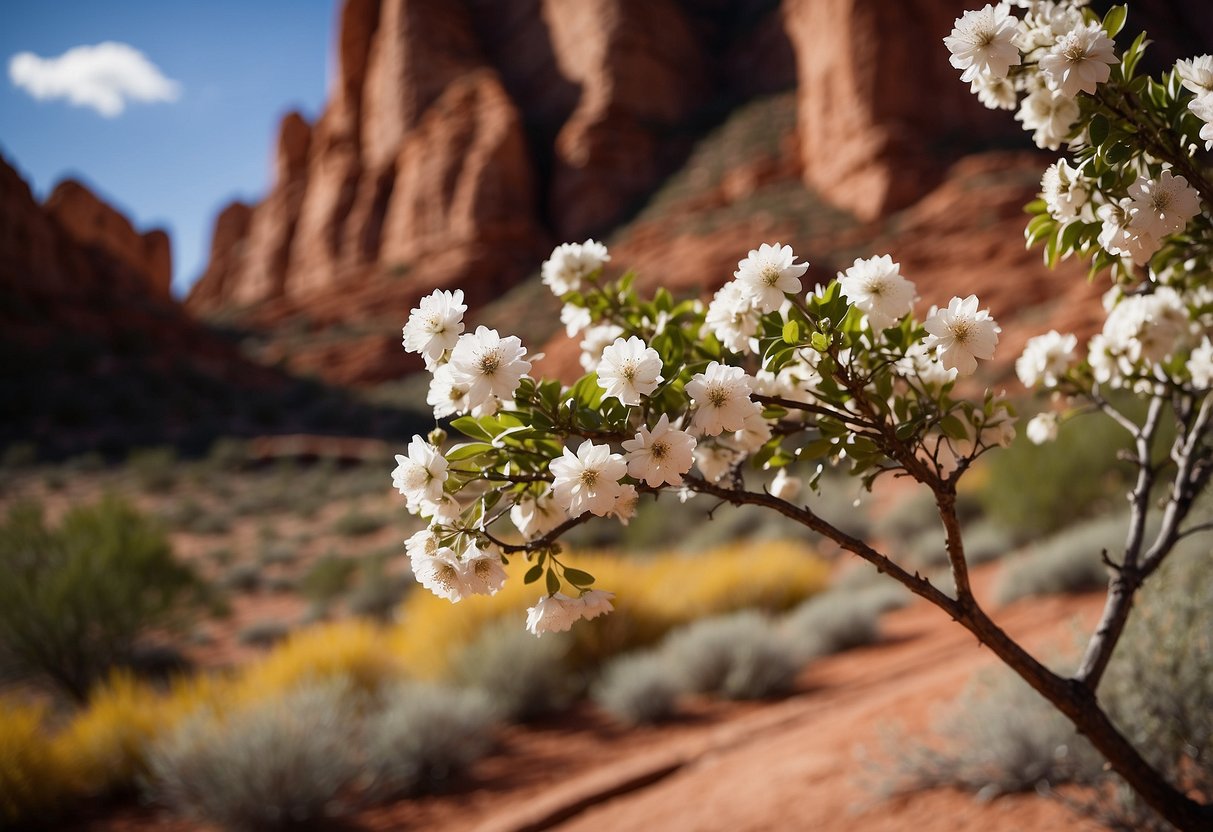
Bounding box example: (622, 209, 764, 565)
(593, 650, 683, 725)
(364, 682, 496, 799)
(452, 621, 575, 721)
(148, 680, 360, 830)
(662, 611, 799, 700)
(782, 583, 909, 661)
(995, 512, 1140, 605)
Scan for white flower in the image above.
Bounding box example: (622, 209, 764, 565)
(1040, 159, 1088, 222)
(1038, 21, 1118, 98)
(622, 413, 696, 487)
(923, 295, 1000, 375)
(1101, 288, 1192, 366)
(1098, 199, 1161, 266)
(596, 336, 664, 405)
(970, 73, 1018, 110)
(733, 243, 809, 313)
(1016, 330, 1077, 387)
(402, 289, 466, 367)
(1189, 94, 1213, 151)
(561, 304, 592, 337)
(447, 326, 531, 412)
(610, 483, 639, 525)
(413, 547, 469, 602)
(686, 362, 759, 436)
(391, 436, 448, 509)
(704, 281, 760, 353)
(427, 363, 470, 419)
(541, 239, 610, 296)
(1015, 87, 1080, 150)
(837, 255, 917, 333)
(770, 468, 802, 502)
(549, 440, 627, 517)
(694, 441, 740, 483)
(461, 543, 507, 596)
(1015, 2, 1083, 51)
(510, 489, 568, 539)
(419, 491, 463, 524)
(1026, 412, 1060, 445)
(945, 4, 1022, 82)
(1126, 171, 1202, 239)
(729, 407, 773, 454)
(1176, 55, 1213, 96)
(525, 593, 582, 636)
(1188, 338, 1213, 388)
(578, 589, 615, 622)
(579, 323, 624, 373)
(405, 528, 441, 572)
(896, 341, 958, 388)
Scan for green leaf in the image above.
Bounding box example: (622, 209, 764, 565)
(524, 564, 544, 584)
(782, 319, 800, 344)
(444, 442, 494, 461)
(563, 567, 595, 587)
(1102, 4, 1126, 38)
(449, 415, 495, 442)
(939, 414, 969, 442)
(1103, 140, 1132, 165)
(1088, 113, 1110, 147)
(545, 568, 560, 595)
(810, 332, 829, 352)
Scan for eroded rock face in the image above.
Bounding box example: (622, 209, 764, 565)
(187, 0, 761, 334)
(783, 0, 1017, 222)
(43, 179, 173, 297)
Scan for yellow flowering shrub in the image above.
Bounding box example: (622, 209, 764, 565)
(234, 619, 404, 701)
(0, 698, 77, 826)
(52, 671, 228, 795)
(392, 540, 828, 678)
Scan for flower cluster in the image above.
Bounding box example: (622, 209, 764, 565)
(946, 2, 1118, 151)
(391, 234, 1014, 636)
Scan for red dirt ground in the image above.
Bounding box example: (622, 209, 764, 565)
(73, 566, 1106, 832)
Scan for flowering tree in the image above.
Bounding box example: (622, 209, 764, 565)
(392, 3, 1213, 828)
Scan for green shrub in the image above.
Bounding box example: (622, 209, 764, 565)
(127, 447, 179, 492)
(299, 554, 358, 605)
(452, 622, 575, 721)
(346, 556, 409, 620)
(593, 650, 683, 725)
(237, 620, 291, 649)
(879, 548, 1213, 827)
(782, 583, 908, 661)
(160, 499, 230, 535)
(881, 668, 1102, 799)
(994, 512, 1136, 605)
(148, 680, 359, 830)
(364, 682, 496, 799)
(334, 510, 387, 538)
(0, 442, 37, 469)
(257, 542, 297, 567)
(978, 408, 1137, 539)
(219, 563, 262, 593)
(0, 498, 205, 701)
(1091, 549, 1213, 830)
(662, 611, 799, 700)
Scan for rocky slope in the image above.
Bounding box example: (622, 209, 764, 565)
(187, 0, 1213, 388)
(187, 0, 1025, 385)
(0, 154, 422, 456)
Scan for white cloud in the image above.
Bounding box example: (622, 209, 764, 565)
(8, 42, 180, 117)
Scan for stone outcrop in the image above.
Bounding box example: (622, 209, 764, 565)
(189, 0, 1211, 387)
(43, 178, 171, 297)
(783, 0, 1017, 221)
(0, 158, 172, 298)
(186, 0, 780, 332)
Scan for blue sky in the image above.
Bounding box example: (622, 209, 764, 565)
(1, 1, 338, 296)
